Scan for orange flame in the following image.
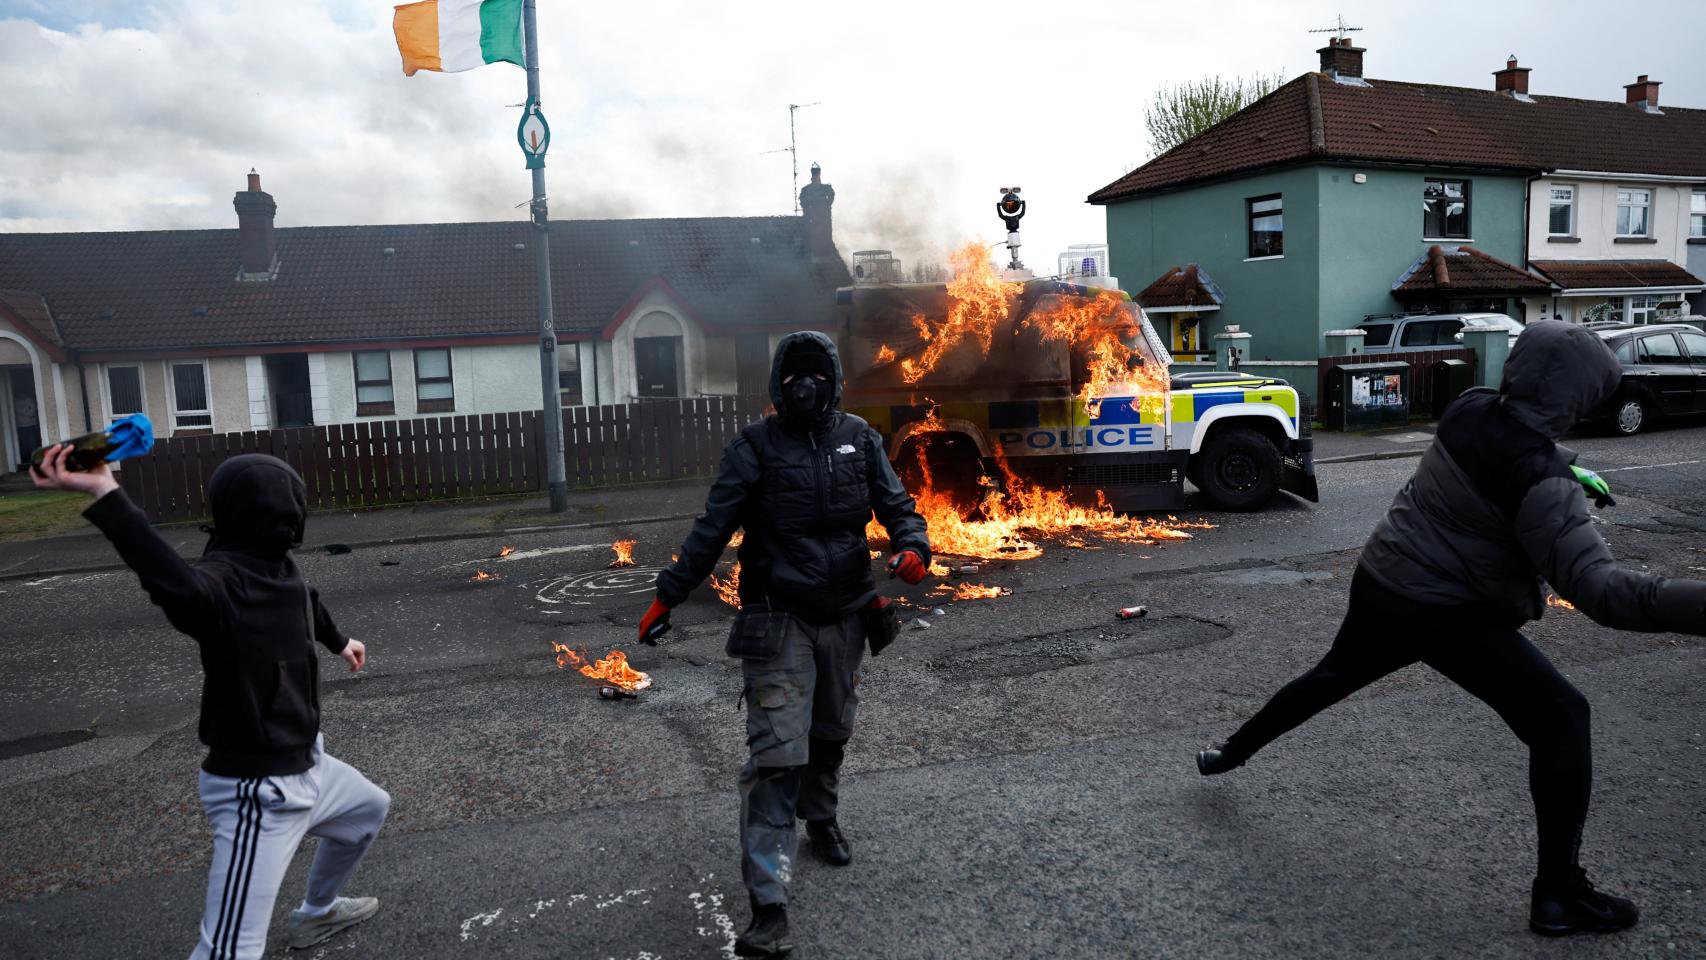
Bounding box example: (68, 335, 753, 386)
(727, 530, 744, 549)
(898, 244, 1019, 385)
(1022, 286, 1169, 418)
(609, 539, 636, 568)
(709, 562, 741, 608)
(551, 643, 652, 691)
(1547, 595, 1576, 611)
(470, 569, 502, 582)
(951, 582, 1008, 600)
(496, 545, 516, 558)
(874, 344, 896, 365)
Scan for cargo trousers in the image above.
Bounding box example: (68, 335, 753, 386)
(738, 610, 866, 906)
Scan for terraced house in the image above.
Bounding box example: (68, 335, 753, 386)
(1091, 38, 1706, 363)
(0, 169, 849, 476)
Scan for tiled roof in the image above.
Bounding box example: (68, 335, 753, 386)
(0, 218, 851, 353)
(1136, 263, 1226, 309)
(1530, 259, 1704, 290)
(1090, 73, 1706, 202)
(1392, 245, 1551, 295)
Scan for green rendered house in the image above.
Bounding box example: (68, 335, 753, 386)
(1091, 38, 1547, 363)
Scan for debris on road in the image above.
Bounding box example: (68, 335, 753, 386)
(598, 686, 638, 701)
(325, 543, 352, 555)
(1116, 605, 1148, 620)
(496, 545, 516, 559)
(910, 617, 933, 630)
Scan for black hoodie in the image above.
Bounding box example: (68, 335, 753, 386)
(84, 455, 348, 777)
(1360, 321, 1706, 632)
(655, 331, 932, 622)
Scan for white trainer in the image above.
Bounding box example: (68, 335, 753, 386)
(282, 896, 380, 949)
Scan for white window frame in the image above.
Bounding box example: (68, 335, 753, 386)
(412, 347, 455, 413)
(1616, 187, 1652, 238)
(1547, 184, 1575, 237)
(167, 359, 214, 432)
(1629, 294, 1661, 325)
(1691, 190, 1706, 239)
(101, 362, 146, 423)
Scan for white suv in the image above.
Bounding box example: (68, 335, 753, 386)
(1357, 312, 1523, 353)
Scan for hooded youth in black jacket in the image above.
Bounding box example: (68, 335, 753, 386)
(84, 455, 350, 777)
(655, 331, 931, 622)
(1360, 320, 1706, 629)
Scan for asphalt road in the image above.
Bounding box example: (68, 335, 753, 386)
(1, 423, 1703, 959)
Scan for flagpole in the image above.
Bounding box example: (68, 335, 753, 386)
(523, 0, 568, 513)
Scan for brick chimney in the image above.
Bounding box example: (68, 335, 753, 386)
(1624, 74, 1661, 112)
(1316, 36, 1364, 80)
(799, 162, 836, 261)
(1493, 56, 1530, 95)
(233, 169, 277, 279)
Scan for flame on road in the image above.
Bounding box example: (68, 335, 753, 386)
(941, 582, 1008, 600)
(609, 539, 636, 568)
(710, 562, 741, 608)
(496, 546, 516, 559)
(552, 643, 653, 691)
(1547, 595, 1577, 611)
(470, 569, 502, 582)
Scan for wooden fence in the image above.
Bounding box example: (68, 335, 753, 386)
(118, 395, 770, 522)
(1316, 347, 1476, 419)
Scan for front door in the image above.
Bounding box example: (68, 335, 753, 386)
(266, 354, 313, 427)
(6, 366, 40, 469)
(634, 336, 681, 398)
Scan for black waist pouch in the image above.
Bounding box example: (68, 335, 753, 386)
(726, 607, 792, 660)
(862, 601, 901, 657)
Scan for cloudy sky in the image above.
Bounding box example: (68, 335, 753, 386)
(3, 0, 1703, 277)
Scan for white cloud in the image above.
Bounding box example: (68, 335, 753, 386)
(2, 0, 1703, 279)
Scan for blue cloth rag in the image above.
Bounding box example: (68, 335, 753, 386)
(105, 413, 154, 461)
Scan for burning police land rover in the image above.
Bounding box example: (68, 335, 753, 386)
(837, 244, 1318, 515)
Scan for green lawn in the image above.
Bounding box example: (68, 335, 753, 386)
(0, 491, 93, 542)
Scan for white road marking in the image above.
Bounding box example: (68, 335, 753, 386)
(458, 909, 503, 942)
(1599, 459, 1704, 473)
(689, 874, 738, 959)
(440, 543, 607, 570)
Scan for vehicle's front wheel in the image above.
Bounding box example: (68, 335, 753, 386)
(1611, 395, 1649, 437)
(1195, 426, 1282, 511)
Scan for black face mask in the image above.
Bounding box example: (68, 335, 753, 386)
(783, 374, 831, 424)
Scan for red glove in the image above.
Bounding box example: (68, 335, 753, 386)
(887, 550, 927, 585)
(638, 597, 672, 646)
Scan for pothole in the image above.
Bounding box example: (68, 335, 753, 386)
(0, 729, 97, 760)
(930, 615, 1231, 680)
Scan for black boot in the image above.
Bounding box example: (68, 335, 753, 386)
(1530, 868, 1639, 936)
(735, 901, 793, 957)
(1196, 743, 1245, 776)
(806, 818, 852, 866)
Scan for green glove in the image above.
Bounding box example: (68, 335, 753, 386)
(1571, 465, 1615, 509)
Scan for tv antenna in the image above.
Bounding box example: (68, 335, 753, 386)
(1308, 15, 1362, 39)
(760, 101, 822, 214)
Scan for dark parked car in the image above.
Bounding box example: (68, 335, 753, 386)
(1587, 323, 1706, 436)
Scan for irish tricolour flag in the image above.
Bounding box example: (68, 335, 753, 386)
(394, 0, 523, 76)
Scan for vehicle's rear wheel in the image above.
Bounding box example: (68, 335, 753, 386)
(897, 433, 985, 517)
(1196, 426, 1282, 511)
(1611, 395, 1648, 437)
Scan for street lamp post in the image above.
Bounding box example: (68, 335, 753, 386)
(522, 0, 568, 513)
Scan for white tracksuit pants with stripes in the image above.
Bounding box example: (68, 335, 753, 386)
(191, 736, 389, 960)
